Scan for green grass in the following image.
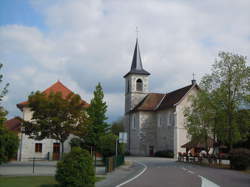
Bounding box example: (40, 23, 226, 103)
(0, 176, 105, 187)
(0, 176, 58, 187)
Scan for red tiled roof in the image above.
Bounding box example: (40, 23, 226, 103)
(4, 117, 22, 133)
(133, 84, 198, 112)
(133, 93, 165, 111)
(17, 81, 89, 110)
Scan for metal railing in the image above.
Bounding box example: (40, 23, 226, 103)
(105, 155, 125, 173)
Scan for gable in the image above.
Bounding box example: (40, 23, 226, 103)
(17, 81, 89, 111)
(133, 84, 199, 112)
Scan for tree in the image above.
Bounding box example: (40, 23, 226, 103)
(110, 118, 124, 136)
(80, 83, 108, 152)
(206, 52, 249, 150)
(23, 91, 88, 156)
(99, 133, 117, 157)
(0, 63, 19, 164)
(184, 90, 215, 153)
(185, 52, 249, 151)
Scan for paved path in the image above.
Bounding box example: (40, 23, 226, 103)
(119, 157, 250, 187)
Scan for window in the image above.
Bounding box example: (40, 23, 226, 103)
(132, 115, 136, 129)
(127, 80, 130, 93)
(35, 143, 42, 153)
(136, 79, 143, 91)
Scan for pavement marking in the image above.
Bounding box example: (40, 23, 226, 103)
(187, 170, 194, 174)
(116, 161, 147, 187)
(199, 175, 220, 187)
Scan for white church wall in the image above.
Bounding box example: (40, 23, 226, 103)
(175, 87, 199, 156)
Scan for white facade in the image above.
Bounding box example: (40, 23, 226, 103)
(17, 108, 73, 161)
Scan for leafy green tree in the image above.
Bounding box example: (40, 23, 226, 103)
(0, 63, 19, 164)
(184, 90, 215, 153)
(0, 124, 19, 164)
(23, 91, 88, 156)
(99, 133, 117, 157)
(185, 52, 249, 151)
(111, 118, 124, 136)
(80, 83, 108, 152)
(205, 52, 249, 150)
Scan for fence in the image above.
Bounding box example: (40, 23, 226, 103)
(178, 153, 230, 168)
(105, 155, 125, 173)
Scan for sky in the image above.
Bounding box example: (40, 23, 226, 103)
(0, 0, 249, 122)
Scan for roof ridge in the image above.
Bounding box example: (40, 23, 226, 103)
(166, 84, 192, 95)
(42, 80, 73, 94)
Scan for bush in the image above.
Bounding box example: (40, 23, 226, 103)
(99, 133, 117, 157)
(55, 147, 95, 187)
(154, 150, 174, 158)
(230, 148, 250, 170)
(0, 124, 19, 164)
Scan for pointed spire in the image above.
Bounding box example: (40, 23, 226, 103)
(124, 39, 150, 77)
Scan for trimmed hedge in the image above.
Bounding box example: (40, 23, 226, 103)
(155, 150, 174, 158)
(230, 148, 250, 170)
(55, 147, 95, 187)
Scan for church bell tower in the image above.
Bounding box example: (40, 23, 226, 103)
(124, 38, 150, 113)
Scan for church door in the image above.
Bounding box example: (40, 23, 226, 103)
(149, 146, 154, 156)
(53, 143, 60, 160)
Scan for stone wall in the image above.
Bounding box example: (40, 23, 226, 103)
(156, 109, 175, 152)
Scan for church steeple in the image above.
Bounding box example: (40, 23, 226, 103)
(124, 39, 150, 77)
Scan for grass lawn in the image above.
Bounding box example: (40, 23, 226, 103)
(0, 176, 105, 187)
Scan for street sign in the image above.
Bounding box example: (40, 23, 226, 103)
(119, 132, 127, 143)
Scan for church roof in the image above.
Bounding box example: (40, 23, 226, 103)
(124, 39, 150, 77)
(133, 84, 197, 112)
(157, 84, 194, 110)
(17, 81, 89, 111)
(4, 117, 22, 133)
(133, 93, 165, 111)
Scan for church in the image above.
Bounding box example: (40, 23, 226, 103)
(124, 39, 199, 157)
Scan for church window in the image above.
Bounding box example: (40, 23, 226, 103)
(132, 115, 136, 129)
(126, 80, 130, 93)
(136, 79, 143, 91)
(35, 143, 42, 153)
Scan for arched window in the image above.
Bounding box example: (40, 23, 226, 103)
(136, 79, 143, 91)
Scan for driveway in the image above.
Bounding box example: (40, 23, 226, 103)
(119, 157, 250, 187)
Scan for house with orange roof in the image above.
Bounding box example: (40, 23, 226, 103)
(16, 81, 89, 161)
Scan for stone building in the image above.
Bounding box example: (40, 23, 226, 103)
(15, 81, 89, 161)
(124, 39, 199, 157)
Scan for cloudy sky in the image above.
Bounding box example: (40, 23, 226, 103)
(0, 0, 249, 122)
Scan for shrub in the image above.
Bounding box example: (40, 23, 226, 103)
(99, 133, 117, 157)
(0, 124, 19, 164)
(154, 150, 174, 158)
(230, 148, 250, 170)
(55, 147, 95, 187)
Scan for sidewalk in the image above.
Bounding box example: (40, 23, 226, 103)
(0, 161, 105, 176)
(96, 161, 144, 187)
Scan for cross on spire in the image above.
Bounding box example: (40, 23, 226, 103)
(192, 73, 195, 80)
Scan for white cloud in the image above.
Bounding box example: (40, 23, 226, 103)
(1, 0, 249, 121)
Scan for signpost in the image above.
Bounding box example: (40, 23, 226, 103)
(115, 132, 128, 157)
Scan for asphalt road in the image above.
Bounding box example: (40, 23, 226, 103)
(121, 157, 250, 187)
